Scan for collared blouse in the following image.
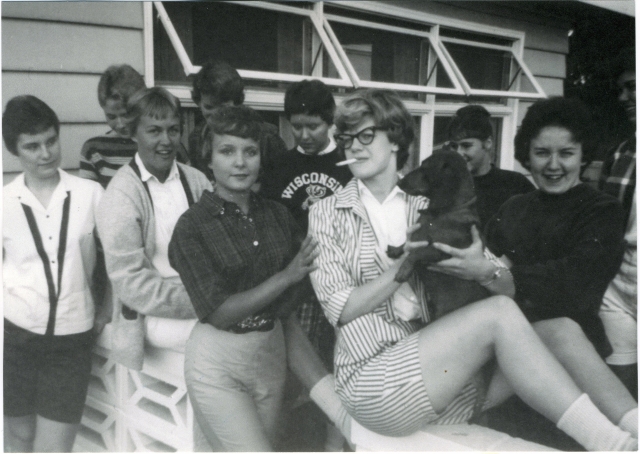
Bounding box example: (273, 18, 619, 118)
(168, 190, 302, 324)
(3, 170, 104, 335)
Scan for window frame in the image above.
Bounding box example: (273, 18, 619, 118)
(322, 13, 465, 95)
(144, 0, 549, 170)
(153, 1, 355, 87)
(439, 36, 547, 100)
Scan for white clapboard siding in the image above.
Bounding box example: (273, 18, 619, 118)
(2, 2, 145, 174)
(2, 1, 144, 28)
(2, 20, 144, 74)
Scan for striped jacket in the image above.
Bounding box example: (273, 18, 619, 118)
(309, 179, 431, 383)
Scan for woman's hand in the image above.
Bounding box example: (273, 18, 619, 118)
(402, 223, 431, 257)
(283, 236, 319, 285)
(427, 225, 494, 281)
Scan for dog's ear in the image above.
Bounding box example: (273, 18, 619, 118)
(424, 152, 464, 211)
(398, 166, 428, 195)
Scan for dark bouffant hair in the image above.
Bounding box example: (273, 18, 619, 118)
(334, 89, 414, 169)
(514, 97, 596, 170)
(447, 104, 493, 142)
(191, 60, 245, 106)
(98, 64, 145, 107)
(284, 79, 335, 124)
(202, 105, 263, 170)
(3, 95, 60, 155)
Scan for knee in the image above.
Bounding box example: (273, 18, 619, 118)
(5, 419, 35, 447)
(481, 295, 526, 328)
(535, 317, 585, 348)
(534, 317, 584, 345)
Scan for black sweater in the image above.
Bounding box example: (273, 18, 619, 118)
(474, 166, 535, 229)
(261, 147, 352, 233)
(485, 184, 626, 357)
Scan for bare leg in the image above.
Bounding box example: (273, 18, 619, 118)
(283, 313, 328, 390)
(32, 416, 79, 452)
(283, 314, 351, 440)
(533, 318, 637, 424)
(417, 295, 581, 423)
(4, 415, 36, 452)
(482, 318, 638, 420)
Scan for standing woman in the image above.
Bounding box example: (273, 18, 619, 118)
(168, 105, 318, 451)
(3, 96, 107, 452)
(309, 89, 637, 451)
(96, 87, 211, 372)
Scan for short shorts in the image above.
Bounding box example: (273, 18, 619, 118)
(4, 319, 94, 424)
(342, 332, 478, 437)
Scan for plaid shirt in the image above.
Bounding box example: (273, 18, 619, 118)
(168, 190, 301, 326)
(600, 135, 636, 225)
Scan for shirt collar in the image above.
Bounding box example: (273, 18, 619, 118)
(135, 153, 179, 183)
(296, 136, 337, 157)
(205, 189, 260, 216)
(357, 179, 406, 205)
(12, 169, 70, 208)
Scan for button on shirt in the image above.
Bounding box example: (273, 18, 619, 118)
(168, 191, 301, 322)
(135, 154, 189, 278)
(358, 180, 421, 321)
(3, 170, 103, 335)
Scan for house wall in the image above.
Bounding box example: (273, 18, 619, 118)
(2, 2, 145, 178)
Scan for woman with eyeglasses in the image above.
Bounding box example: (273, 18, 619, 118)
(307, 89, 637, 450)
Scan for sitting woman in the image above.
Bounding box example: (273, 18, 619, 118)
(437, 96, 634, 447)
(308, 89, 637, 451)
(3, 96, 108, 452)
(168, 105, 318, 451)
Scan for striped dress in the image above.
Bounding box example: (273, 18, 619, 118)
(309, 179, 478, 437)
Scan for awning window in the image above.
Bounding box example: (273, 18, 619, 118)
(152, 1, 546, 99)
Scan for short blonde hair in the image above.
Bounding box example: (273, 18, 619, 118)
(334, 89, 414, 168)
(126, 87, 181, 135)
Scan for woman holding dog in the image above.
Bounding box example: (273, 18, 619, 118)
(308, 89, 637, 451)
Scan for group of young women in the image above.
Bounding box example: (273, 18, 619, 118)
(3, 79, 637, 451)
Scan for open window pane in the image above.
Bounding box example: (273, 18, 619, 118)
(327, 19, 458, 93)
(444, 43, 514, 91)
(153, 2, 348, 85)
(440, 37, 545, 98)
(329, 21, 421, 85)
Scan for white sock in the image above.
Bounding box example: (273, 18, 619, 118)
(309, 374, 352, 440)
(556, 394, 637, 451)
(619, 408, 639, 439)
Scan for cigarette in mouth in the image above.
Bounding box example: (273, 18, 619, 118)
(336, 158, 358, 166)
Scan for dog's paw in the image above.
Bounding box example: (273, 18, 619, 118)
(387, 244, 405, 259)
(394, 262, 412, 282)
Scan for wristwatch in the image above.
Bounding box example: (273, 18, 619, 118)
(479, 266, 504, 287)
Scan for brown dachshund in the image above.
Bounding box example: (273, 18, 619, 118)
(387, 150, 490, 320)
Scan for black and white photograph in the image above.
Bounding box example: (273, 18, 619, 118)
(1, 1, 636, 451)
